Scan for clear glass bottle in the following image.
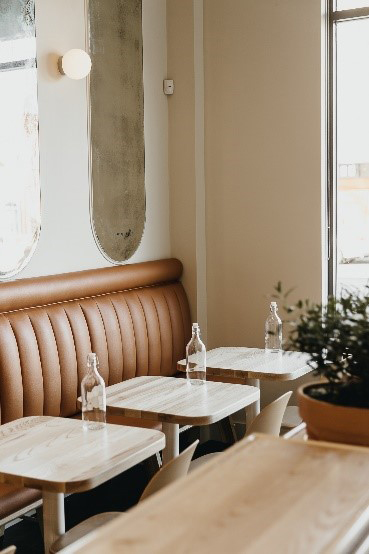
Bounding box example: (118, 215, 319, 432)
(265, 302, 282, 352)
(186, 323, 206, 385)
(81, 353, 106, 430)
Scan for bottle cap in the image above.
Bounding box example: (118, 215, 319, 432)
(192, 322, 199, 330)
(87, 352, 98, 365)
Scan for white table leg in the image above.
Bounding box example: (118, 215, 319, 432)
(42, 491, 65, 553)
(162, 422, 179, 465)
(246, 378, 261, 423)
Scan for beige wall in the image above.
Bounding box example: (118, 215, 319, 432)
(167, 0, 323, 404)
(167, 0, 197, 321)
(204, 0, 322, 349)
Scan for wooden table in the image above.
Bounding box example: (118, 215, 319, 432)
(59, 434, 369, 554)
(178, 347, 312, 419)
(103, 376, 260, 464)
(0, 416, 165, 553)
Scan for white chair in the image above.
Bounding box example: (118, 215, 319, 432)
(281, 405, 303, 431)
(190, 392, 292, 471)
(50, 440, 199, 553)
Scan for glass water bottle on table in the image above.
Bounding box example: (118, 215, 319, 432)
(81, 353, 106, 429)
(265, 302, 282, 352)
(186, 323, 206, 385)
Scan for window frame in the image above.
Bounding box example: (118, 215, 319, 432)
(327, 1, 369, 296)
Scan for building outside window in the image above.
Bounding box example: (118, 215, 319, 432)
(330, 0, 369, 294)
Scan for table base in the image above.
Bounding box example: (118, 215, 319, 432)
(162, 422, 179, 465)
(43, 491, 65, 554)
(246, 378, 260, 422)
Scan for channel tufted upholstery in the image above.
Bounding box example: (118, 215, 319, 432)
(0, 258, 191, 521)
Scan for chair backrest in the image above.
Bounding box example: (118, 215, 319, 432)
(139, 440, 199, 502)
(1, 547, 16, 554)
(245, 391, 292, 438)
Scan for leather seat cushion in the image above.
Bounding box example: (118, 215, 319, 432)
(0, 484, 41, 520)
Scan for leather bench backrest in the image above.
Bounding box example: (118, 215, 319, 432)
(0, 259, 191, 424)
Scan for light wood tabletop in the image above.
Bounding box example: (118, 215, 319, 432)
(100, 376, 259, 464)
(178, 347, 312, 421)
(178, 347, 312, 381)
(0, 416, 165, 553)
(0, 416, 164, 494)
(104, 375, 259, 425)
(60, 434, 369, 554)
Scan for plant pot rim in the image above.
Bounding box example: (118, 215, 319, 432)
(298, 382, 369, 412)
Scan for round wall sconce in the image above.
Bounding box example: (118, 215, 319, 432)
(58, 49, 92, 80)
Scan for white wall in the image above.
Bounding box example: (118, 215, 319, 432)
(19, 0, 170, 279)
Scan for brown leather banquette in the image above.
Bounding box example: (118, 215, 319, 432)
(0, 258, 191, 524)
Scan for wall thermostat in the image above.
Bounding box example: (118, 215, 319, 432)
(163, 79, 174, 95)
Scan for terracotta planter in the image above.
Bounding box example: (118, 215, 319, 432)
(298, 383, 369, 446)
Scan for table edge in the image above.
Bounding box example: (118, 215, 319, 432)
(105, 387, 260, 426)
(176, 362, 311, 381)
(0, 423, 165, 493)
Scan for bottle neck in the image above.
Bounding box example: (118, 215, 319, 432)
(87, 354, 99, 375)
(192, 324, 200, 337)
(88, 363, 99, 375)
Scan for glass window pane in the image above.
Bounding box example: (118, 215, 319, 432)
(0, 0, 40, 278)
(336, 18, 369, 292)
(336, 1, 369, 9)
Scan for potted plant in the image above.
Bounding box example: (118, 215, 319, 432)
(274, 284, 369, 446)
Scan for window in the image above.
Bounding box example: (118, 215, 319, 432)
(0, 0, 40, 278)
(329, 1, 369, 294)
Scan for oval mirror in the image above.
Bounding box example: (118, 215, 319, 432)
(88, 0, 145, 263)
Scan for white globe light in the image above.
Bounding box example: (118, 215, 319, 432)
(59, 49, 92, 80)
